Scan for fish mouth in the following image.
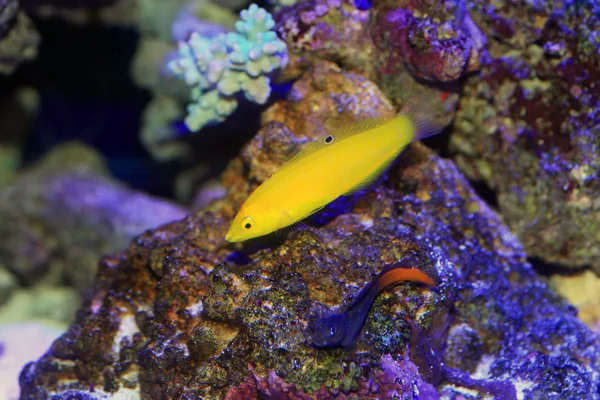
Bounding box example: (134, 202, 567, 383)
(310, 334, 328, 348)
(225, 231, 238, 243)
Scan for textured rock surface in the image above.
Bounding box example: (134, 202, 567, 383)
(275, 0, 485, 128)
(0, 142, 188, 292)
(370, 1, 485, 83)
(19, 64, 600, 399)
(449, 0, 600, 272)
(275, 0, 376, 79)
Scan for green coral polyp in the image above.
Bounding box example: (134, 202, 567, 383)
(169, 4, 288, 131)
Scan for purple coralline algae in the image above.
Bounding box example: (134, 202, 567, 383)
(274, 0, 485, 153)
(18, 62, 600, 399)
(371, 5, 485, 83)
(449, 0, 600, 272)
(275, 0, 374, 77)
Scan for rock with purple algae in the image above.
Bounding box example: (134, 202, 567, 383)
(370, 0, 486, 83)
(443, 323, 484, 374)
(18, 64, 600, 399)
(275, 0, 375, 79)
(0, 141, 188, 292)
(449, 0, 600, 272)
(223, 355, 438, 399)
(369, 0, 485, 119)
(274, 0, 484, 144)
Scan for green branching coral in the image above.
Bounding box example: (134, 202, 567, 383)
(168, 4, 288, 131)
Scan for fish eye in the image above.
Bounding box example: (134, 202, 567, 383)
(329, 326, 336, 336)
(242, 216, 254, 230)
(324, 135, 334, 144)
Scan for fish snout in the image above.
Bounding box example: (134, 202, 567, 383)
(225, 228, 240, 243)
(311, 332, 328, 347)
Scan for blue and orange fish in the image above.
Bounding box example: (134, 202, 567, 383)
(311, 258, 437, 347)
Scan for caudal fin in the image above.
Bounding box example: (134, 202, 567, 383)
(399, 97, 445, 141)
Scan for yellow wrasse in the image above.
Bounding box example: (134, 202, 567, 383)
(226, 100, 442, 242)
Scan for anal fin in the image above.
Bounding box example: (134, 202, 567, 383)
(307, 205, 325, 217)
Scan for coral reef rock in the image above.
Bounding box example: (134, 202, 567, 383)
(275, 0, 483, 162)
(19, 63, 600, 400)
(0, 142, 188, 292)
(449, 0, 600, 272)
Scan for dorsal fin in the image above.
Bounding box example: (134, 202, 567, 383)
(279, 115, 392, 170)
(327, 116, 393, 140)
(277, 97, 443, 173)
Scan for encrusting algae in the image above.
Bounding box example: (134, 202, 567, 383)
(226, 99, 442, 242)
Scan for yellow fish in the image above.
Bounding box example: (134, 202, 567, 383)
(226, 100, 441, 242)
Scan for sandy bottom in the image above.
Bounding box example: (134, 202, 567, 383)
(0, 322, 65, 400)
